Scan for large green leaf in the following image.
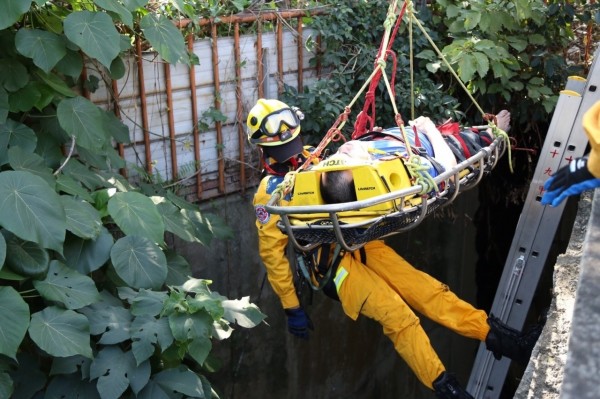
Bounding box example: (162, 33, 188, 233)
(108, 192, 165, 244)
(15, 28, 67, 73)
(50, 355, 92, 378)
(93, 0, 134, 28)
(56, 175, 94, 202)
(79, 302, 131, 345)
(89, 347, 141, 399)
(0, 233, 5, 270)
(222, 297, 266, 328)
(165, 250, 192, 286)
(0, 171, 65, 252)
(63, 227, 113, 274)
(140, 14, 189, 65)
(45, 374, 100, 399)
(0, 118, 37, 165)
(119, 288, 167, 317)
(111, 235, 168, 289)
(131, 316, 173, 365)
(56, 96, 107, 151)
(0, 88, 8, 123)
(60, 196, 102, 239)
(8, 146, 54, 186)
(0, 0, 32, 30)
(63, 11, 120, 69)
(3, 232, 49, 278)
(33, 261, 100, 310)
(9, 353, 46, 399)
(0, 287, 29, 361)
(156, 199, 196, 242)
(0, 59, 28, 92)
(29, 306, 92, 358)
(0, 372, 13, 399)
(168, 311, 212, 342)
(152, 366, 205, 398)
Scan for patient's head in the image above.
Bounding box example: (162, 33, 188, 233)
(320, 169, 356, 204)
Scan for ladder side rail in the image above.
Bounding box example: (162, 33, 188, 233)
(467, 81, 591, 398)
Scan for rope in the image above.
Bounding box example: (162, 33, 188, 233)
(407, 9, 487, 119)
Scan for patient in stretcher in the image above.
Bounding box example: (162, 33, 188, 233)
(318, 111, 511, 204)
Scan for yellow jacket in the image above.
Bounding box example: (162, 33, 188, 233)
(253, 173, 300, 309)
(583, 101, 600, 177)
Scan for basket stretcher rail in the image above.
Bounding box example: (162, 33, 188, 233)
(265, 138, 505, 253)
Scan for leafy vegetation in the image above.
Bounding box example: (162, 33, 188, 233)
(0, 1, 266, 398)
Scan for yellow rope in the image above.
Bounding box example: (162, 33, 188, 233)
(408, 1, 415, 121)
(489, 123, 513, 173)
(407, 8, 486, 119)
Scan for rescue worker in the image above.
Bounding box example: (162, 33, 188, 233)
(248, 98, 540, 399)
(542, 100, 600, 206)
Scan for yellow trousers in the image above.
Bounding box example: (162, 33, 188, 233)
(334, 240, 489, 388)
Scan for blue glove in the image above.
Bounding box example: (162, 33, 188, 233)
(541, 156, 600, 207)
(284, 307, 313, 339)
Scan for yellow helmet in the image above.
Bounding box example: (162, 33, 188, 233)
(246, 99, 303, 147)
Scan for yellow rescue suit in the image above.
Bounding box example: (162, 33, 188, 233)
(253, 174, 490, 389)
(583, 101, 600, 177)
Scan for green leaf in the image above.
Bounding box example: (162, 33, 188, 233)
(0, 59, 28, 92)
(0, 233, 5, 270)
(8, 146, 54, 186)
(89, 347, 136, 399)
(472, 52, 490, 79)
(29, 306, 92, 358)
(0, 372, 13, 399)
(140, 14, 189, 65)
(165, 250, 192, 286)
(9, 81, 41, 112)
(15, 28, 67, 73)
(156, 199, 197, 242)
(463, 10, 481, 30)
(55, 48, 84, 80)
(60, 196, 102, 239)
(33, 69, 76, 98)
(108, 192, 165, 244)
(111, 235, 168, 289)
(152, 366, 205, 397)
(168, 311, 213, 342)
(63, 11, 120, 69)
(0, 287, 29, 361)
(0, 88, 8, 123)
(64, 227, 114, 274)
(50, 355, 92, 377)
(57, 96, 108, 151)
(9, 353, 47, 398)
(45, 374, 100, 399)
(0, 118, 37, 165)
(0, 0, 32, 30)
(122, 288, 168, 316)
(122, 0, 149, 11)
(33, 260, 100, 310)
(93, 0, 134, 28)
(222, 297, 266, 328)
(188, 336, 212, 366)
(79, 302, 132, 344)
(131, 316, 173, 365)
(0, 171, 65, 252)
(3, 232, 49, 278)
(457, 53, 477, 82)
(56, 175, 94, 202)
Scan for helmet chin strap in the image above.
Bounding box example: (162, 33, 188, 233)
(262, 152, 300, 176)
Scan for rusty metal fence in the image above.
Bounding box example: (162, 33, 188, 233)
(86, 9, 326, 203)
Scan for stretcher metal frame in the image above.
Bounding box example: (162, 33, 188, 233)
(265, 135, 506, 253)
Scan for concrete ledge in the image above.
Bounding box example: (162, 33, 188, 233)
(560, 189, 600, 398)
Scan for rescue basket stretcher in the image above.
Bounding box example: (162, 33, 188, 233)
(265, 136, 506, 253)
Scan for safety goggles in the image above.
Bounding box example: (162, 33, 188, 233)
(256, 108, 301, 138)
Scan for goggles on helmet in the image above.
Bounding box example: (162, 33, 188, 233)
(253, 107, 301, 139)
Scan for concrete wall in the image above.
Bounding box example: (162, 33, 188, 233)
(172, 187, 487, 399)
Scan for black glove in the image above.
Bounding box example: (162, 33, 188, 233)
(542, 156, 600, 207)
(284, 307, 314, 339)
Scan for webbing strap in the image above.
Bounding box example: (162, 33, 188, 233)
(296, 244, 345, 291)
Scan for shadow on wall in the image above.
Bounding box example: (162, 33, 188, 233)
(171, 188, 506, 399)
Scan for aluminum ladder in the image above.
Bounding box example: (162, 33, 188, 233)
(467, 50, 600, 398)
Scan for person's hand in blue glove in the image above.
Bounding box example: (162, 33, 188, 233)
(541, 156, 600, 207)
(284, 307, 314, 339)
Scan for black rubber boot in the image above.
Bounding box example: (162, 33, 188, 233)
(432, 372, 474, 399)
(485, 313, 544, 365)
